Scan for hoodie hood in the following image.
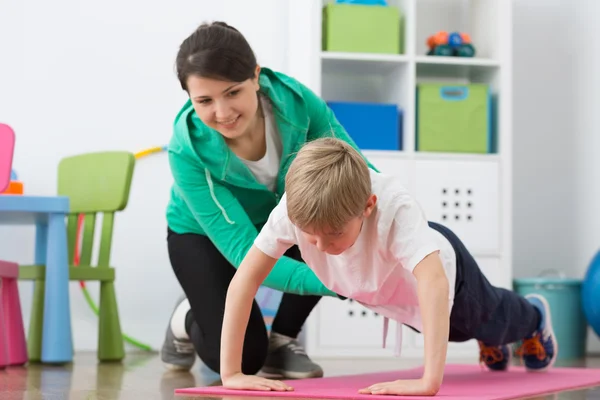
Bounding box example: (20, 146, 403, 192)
(170, 67, 310, 192)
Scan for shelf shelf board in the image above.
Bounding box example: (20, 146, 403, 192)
(415, 56, 500, 80)
(322, 51, 409, 63)
(415, 55, 500, 67)
(362, 149, 410, 157)
(321, 51, 409, 74)
(361, 149, 500, 162)
(413, 151, 500, 162)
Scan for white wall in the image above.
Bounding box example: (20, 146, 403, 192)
(513, 0, 600, 353)
(1, 0, 599, 355)
(0, 0, 290, 351)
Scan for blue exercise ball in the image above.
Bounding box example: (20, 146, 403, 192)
(583, 250, 600, 338)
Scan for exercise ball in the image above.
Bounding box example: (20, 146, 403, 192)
(583, 250, 600, 338)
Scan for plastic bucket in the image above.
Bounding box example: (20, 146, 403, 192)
(513, 276, 588, 360)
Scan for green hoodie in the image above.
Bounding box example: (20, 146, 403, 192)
(166, 67, 374, 297)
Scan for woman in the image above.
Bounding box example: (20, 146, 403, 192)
(161, 21, 373, 378)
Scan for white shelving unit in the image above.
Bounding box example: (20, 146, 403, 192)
(286, 0, 512, 359)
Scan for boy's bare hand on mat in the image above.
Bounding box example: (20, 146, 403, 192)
(222, 373, 294, 392)
(359, 378, 439, 396)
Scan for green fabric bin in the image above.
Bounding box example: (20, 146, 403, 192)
(416, 83, 493, 153)
(322, 3, 404, 54)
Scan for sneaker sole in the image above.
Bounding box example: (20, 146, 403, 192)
(258, 367, 324, 380)
(162, 361, 195, 372)
(524, 294, 558, 372)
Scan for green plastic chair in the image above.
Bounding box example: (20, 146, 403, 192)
(20, 151, 135, 362)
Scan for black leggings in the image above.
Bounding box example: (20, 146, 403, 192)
(167, 228, 321, 375)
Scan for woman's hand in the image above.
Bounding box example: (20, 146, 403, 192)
(222, 372, 294, 392)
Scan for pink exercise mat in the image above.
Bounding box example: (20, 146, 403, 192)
(175, 364, 600, 400)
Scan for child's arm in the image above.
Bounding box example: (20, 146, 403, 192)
(360, 193, 450, 396)
(220, 244, 293, 391)
(220, 193, 298, 391)
(359, 251, 449, 397)
(413, 251, 450, 392)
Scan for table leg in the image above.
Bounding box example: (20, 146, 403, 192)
(27, 222, 49, 361)
(34, 223, 47, 265)
(41, 213, 73, 363)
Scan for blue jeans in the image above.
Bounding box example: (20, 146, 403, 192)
(428, 222, 541, 346)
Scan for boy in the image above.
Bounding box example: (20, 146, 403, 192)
(220, 138, 557, 396)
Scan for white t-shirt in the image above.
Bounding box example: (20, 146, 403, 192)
(254, 169, 457, 355)
(240, 97, 282, 192)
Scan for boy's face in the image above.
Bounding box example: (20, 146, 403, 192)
(300, 195, 377, 255)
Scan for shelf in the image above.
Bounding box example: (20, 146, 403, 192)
(321, 51, 410, 105)
(321, 51, 409, 74)
(361, 149, 500, 162)
(413, 151, 499, 162)
(415, 55, 499, 67)
(416, 56, 500, 83)
(322, 51, 409, 63)
(416, 0, 502, 60)
(306, 0, 511, 360)
(362, 150, 410, 159)
(320, 51, 499, 81)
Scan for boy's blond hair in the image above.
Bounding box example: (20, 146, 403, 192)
(285, 137, 371, 233)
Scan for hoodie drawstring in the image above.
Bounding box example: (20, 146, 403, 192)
(205, 169, 234, 225)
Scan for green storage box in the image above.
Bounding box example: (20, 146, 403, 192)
(416, 83, 493, 153)
(322, 3, 404, 54)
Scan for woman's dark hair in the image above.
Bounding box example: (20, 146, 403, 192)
(175, 22, 258, 91)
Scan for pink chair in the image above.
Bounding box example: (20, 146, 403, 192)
(0, 123, 15, 193)
(0, 261, 27, 367)
(0, 123, 28, 367)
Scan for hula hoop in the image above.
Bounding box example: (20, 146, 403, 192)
(74, 145, 168, 352)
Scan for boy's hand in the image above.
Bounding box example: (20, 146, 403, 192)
(358, 378, 439, 396)
(222, 372, 294, 392)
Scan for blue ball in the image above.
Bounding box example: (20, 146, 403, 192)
(10, 169, 17, 180)
(583, 250, 600, 339)
(448, 32, 463, 48)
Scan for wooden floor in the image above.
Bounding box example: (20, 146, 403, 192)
(1, 352, 599, 399)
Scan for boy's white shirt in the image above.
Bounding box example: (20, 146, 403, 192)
(254, 169, 457, 355)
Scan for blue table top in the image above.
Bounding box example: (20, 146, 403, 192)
(0, 195, 70, 225)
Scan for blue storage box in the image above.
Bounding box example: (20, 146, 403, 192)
(328, 101, 402, 150)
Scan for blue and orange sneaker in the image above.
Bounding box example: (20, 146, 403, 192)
(515, 294, 558, 372)
(478, 342, 511, 371)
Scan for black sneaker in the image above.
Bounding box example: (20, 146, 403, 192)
(260, 335, 323, 379)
